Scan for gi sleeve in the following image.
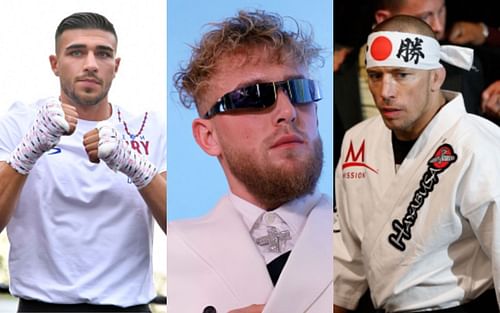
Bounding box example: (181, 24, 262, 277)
(334, 159, 369, 310)
(457, 131, 500, 307)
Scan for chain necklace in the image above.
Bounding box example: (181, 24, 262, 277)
(117, 108, 148, 140)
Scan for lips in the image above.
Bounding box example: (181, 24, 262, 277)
(270, 134, 305, 149)
(380, 107, 402, 118)
(78, 79, 100, 85)
(77, 76, 102, 85)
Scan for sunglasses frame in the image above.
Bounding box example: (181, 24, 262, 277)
(202, 78, 321, 119)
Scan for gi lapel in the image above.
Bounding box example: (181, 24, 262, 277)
(175, 196, 274, 305)
(263, 195, 333, 313)
(362, 94, 466, 300)
(364, 93, 466, 259)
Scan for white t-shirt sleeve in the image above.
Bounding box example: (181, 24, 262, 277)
(0, 101, 35, 162)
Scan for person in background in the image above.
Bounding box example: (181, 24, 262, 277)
(448, 15, 500, 123)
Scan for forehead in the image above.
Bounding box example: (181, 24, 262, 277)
(213, 50, 306, 83)
(367, 66, 424, 74)
(198, 51, 306, 110)
(396, 0, 445, 14)
(56, 28, 117, 52)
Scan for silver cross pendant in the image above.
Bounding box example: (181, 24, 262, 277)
(255, 226, 291, 253)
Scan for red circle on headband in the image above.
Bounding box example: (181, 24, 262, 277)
(370, 36, 392, 60)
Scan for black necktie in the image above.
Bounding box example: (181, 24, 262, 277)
(266, 250, 291, 286)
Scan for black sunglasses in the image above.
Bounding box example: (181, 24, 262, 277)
(203, 78, 321, 119)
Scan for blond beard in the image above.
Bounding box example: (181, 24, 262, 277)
(224, 136, 323, 209)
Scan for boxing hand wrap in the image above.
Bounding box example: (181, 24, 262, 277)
(8, 98, 70, 175)
(96, 121, 157, 189)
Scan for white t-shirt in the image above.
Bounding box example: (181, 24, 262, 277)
(0, 98, 166, 306)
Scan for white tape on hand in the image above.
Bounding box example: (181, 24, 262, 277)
(8, 98, 69, 175)
(96, 121, 119, 163)
(96, 121, 157, 189)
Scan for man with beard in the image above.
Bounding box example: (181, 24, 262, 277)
(0, 12, 165, 312)
(168, 10, 333, 313)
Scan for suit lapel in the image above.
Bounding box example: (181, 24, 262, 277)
(176, 196, 274, 305)
(263, 195, 333, 312)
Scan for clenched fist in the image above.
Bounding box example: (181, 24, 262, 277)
(83, 122, 157, 189)
(8, 98, 78, 175)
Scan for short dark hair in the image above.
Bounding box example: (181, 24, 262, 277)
(55, 12, 117, 47)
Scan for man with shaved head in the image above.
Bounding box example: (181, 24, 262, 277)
(334, 0, 487, 168)
(334, 15, 500, 312)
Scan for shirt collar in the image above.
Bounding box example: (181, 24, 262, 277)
(229, 190, 321, 237)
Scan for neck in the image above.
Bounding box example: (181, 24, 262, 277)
(394, 92, 447, 141)
(229, 185, 280, 211)
(60, 94, 112, 121)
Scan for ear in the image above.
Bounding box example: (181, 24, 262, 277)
(431, 67, 446, 92)
(192, 118, 221, 157)
(315, 103, 319, 127)
(374, 10, 391, 24)
(114, 57, 121, 76)
(49, 55, 59, 76)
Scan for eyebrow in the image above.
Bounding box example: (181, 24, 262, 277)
(233, 74, 305, 90)
(65, 44, 115, 53)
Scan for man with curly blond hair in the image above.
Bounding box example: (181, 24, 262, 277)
(168, 10, 332, 313)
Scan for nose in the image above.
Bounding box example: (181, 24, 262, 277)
(429, 15, 445, 40)
(274, 88, 297, 124)
(84, 52, 98, 72)
(380, 74, 396, 103)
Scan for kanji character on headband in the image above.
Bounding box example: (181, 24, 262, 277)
(366, 30, 474, 70)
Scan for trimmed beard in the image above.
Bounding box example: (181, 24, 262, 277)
(224, 136, 323, 209)
(62, 83, 109, 106)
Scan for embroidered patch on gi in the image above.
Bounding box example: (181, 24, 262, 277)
(388, 144, 457, 251)
(341, 140, 378, 179)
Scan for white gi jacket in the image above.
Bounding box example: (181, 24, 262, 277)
(334, 91, 500, 311)
(167, 192, 333, 313)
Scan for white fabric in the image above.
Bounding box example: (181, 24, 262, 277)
(439, 45, 474, 71)
(0, 98, 166, 306)
(230, 192, 311, 264)
(167, 192, 333, 313)
(334, 91, 500, 311)
(366, 31, 473, 70)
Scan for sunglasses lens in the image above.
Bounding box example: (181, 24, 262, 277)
(227, 83, 276, 109)
(288, 79, 321, 105)
(205, 79, 321, 118)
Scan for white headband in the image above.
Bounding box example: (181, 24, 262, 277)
(366, 31, 474, 71)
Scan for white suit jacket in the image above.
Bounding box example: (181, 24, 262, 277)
(167, 193, 333, 313)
